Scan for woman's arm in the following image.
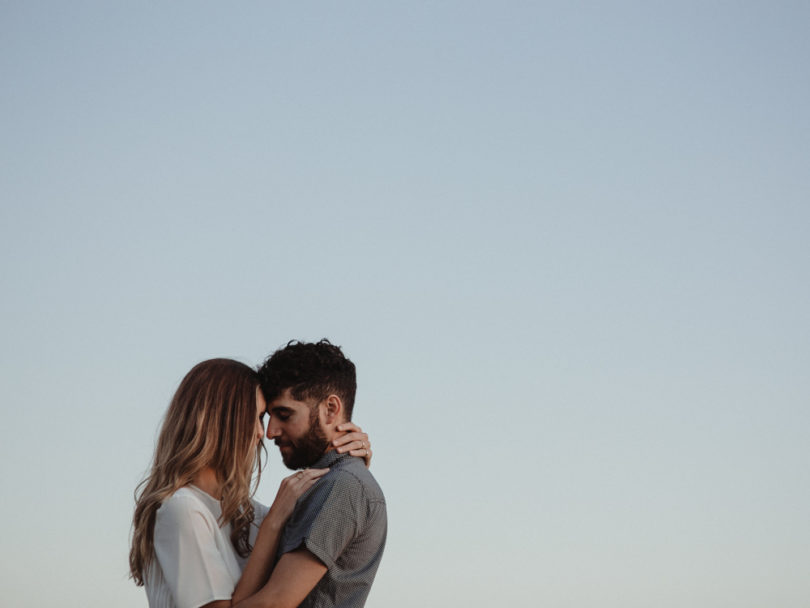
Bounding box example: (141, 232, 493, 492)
(231, 548, 327, 608)
(231, 469, 327, 604)
(223, 423, 375, 607)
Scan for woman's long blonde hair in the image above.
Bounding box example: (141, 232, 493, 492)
(129, 358, 265, 585)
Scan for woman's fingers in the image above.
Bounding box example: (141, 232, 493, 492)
(276, 468, 328, 498)
(294, 468, 329, 482)
(285, 467, 328, 488)
(334, 423, 367, 447)
(336, 437, 368, 452)
(269, 468, 329, 523)
(336, 421, 363, 433)
(334, 434, 369, 452)
(294, 468, 329, 492)
(333, 423, 372, 466)
(349, 444, 372, 467)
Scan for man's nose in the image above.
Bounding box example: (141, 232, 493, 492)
(266, 420, 281, 439)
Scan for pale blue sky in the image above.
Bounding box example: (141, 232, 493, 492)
(1, 2, 808, 606)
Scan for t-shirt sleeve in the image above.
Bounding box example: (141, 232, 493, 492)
(279, 472, 360, 569)
(153, 495, 236, 608)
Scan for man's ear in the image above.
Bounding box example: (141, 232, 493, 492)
(322, 394, 343, 424)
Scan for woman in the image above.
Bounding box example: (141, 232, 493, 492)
(129, 358, 371, 608)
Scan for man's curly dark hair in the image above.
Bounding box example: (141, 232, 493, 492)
(258, 339, 357, 420)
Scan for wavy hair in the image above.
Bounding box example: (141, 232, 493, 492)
(129, 358, 265, 585)
(259, 339, 357, 420)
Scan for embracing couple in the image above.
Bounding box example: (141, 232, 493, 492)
(130, 340, 387, 608)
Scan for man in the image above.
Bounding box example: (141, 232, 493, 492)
(235, 339, 387, 608)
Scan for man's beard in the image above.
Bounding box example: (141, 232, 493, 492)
(276, 412, 329, 470)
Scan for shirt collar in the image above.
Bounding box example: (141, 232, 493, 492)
(311, 449, 352, 469)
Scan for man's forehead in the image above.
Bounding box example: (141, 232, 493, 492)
(269, 388, 308, 410)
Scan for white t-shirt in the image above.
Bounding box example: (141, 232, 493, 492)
(145, 485, 269, 608)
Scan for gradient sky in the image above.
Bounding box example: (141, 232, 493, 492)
(2, 2, 809, 607)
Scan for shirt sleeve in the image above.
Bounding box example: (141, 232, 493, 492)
(279, 472, 361, 569)
(153, 495, 236, 608)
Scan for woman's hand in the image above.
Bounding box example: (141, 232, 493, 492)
(266, 468, 329, 526)
(333, 422, 373, 467)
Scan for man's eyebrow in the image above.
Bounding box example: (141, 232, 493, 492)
(269, 405, 293, 413)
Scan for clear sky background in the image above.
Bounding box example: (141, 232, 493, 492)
(1, 2, 808, 606)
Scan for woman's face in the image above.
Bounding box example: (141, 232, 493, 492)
(254, 387, 267, 447)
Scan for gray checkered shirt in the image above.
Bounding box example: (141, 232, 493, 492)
(278, 450, 387, 608)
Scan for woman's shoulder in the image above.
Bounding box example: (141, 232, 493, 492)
(157, 486, 220, 525)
